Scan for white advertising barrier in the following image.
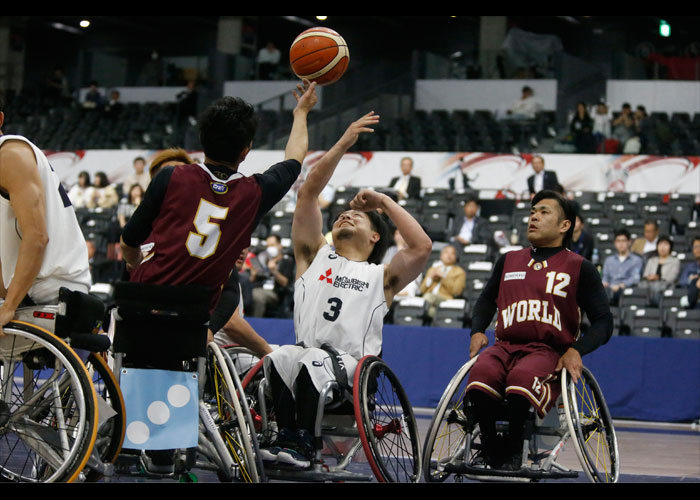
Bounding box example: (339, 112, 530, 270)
(47, 149, 700, 200)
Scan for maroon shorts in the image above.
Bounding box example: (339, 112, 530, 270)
(466, 340, 563, 417)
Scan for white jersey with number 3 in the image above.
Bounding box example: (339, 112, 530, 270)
(0, 135, 91, 303)
(294, 244, 388, 360)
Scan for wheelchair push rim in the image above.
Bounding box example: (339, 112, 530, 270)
(0, 321, 98, 482)
(562, 366, 620, 483)
(353, 355, 422, 483)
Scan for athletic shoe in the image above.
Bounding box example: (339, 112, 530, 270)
(276, 429, 314, 468)
(259, 427, 298, 464)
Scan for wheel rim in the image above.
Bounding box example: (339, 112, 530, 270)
(357, 359, 421, 482)
(564, 367, 619, 483)
(0, 323, 97, 482)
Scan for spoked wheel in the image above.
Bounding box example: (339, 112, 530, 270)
(422, 356, 479, 482)
(82, 352, 126, 482)
(562, 366, 620, 483)
(354, 356, 421, 483)
(204, 343, 261, 482)
(0, 321, 98, 482)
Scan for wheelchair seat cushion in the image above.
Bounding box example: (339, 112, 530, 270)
(55, 286, 106, 338)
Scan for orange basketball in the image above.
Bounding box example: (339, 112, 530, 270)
(289, 27, 349, 86)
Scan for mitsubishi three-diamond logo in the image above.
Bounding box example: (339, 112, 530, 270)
(319, 268, 333, 284)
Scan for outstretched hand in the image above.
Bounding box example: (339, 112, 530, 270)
(338, 111, 380, 150)
(292, 79, 318, 113)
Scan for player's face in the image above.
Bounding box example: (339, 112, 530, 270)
(332, 210, 375, 245)
(527, 198, 570, 247)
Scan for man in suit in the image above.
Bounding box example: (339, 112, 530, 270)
(630, 219, 659, 258)
(420, 244, 467, 319)
(449, 195, 492, 254)
(389, 156, 422, 200)
(527, 155, 559, 198)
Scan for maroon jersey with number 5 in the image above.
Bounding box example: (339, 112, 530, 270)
(495, 247, 583, 350)
(130, 163, 261, 306)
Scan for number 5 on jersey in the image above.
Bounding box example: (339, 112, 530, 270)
(186, 199, 229, 259)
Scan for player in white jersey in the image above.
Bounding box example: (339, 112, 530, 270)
(261, 111, 432, 467)
(0, 92, 91, 336)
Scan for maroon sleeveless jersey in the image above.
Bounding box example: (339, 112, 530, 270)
(495, 247, 583, 350)
(130, 163, 261, 307)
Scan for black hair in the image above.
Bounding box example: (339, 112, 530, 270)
(0, 89, 4, 113)
(333, 207, 390, 265)
(531, 189, 576, 247)
(614, 228, 631, 240)
(657, 235, 673, 252)
(198, 96, 258, 164)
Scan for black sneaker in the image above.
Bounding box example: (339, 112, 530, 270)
(259, 428, 298, 464)
(276, 429, 313, 468)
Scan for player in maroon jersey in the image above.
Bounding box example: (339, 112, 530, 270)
(120, 80, 318, 316)
(466, 190, 613, 470)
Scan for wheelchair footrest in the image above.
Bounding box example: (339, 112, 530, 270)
(445, 462, 580, 480)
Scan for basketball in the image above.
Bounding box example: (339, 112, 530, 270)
(289, 27, 349, 86)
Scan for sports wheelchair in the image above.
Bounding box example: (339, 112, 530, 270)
(235, 347, 422, 483)
(104, 281, 265, 483)
(0, 287, 112, 482)
(422, 355, 620, 483)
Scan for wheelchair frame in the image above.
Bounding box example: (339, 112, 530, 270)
(422, 355, 620, 483)
(238, 351, 422, 483)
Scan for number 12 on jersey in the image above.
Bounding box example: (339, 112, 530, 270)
(186, 199, 229, 259)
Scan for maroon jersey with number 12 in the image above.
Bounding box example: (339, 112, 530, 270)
(130, 163, 261, 306)
(495, 247, 583, 351)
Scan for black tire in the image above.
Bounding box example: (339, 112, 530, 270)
(562, 366, 620, 483)
(354, 356, 422, 483)
(0, 321, 98, 482)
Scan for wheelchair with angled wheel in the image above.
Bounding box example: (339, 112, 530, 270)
(238, 350, 422, 483)
(105, 281, 264, 483)
(422, 354, 620, 483)
(0, 287, 114, 482)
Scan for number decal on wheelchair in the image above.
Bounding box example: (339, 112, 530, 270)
(323, 297, 343, 322)
(186, 199, 229, 259)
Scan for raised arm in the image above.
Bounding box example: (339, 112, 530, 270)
(284, 80, 318, 164)
(292, 111, 380, 278)
(349, 190, 432, 307)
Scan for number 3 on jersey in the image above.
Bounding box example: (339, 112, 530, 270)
(323, 297, 343, 322)
(186, 199, 229, 259)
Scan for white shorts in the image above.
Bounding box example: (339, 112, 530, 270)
(263, 344, 358, 398)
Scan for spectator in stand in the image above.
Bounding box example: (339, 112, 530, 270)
(601, 229, 643, 305)
(527, 155, 560, 199)
(124, 156, 151, 193)
(631, 105, 653, 153)
(103, 90, 124, 120)
(611, 103, 635, 152)
(419, 244, 466, 319)
(448, 195, 492, 254)
(569, 101, 595, 154)
(389, 156, 422, 201)
(257, 41, 281, 80)
(117, 183, 145, 229)
(82, 81, 103, 110)
(250, 234, 296, 318)
(639, 235, 681, 305)
(45, 67, 71, 104)
(86, 171, 119, 209)
(570, 213, 594, 261)
(68, 171, 93, 208)
(680, 237, 700, 309)
(591, 101, 611, 152)
(176, 80, 199, 124)
(502, 86, 544, 150)
(631, 219, 660, 258)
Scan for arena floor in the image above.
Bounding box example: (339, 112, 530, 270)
(99, 410, 700, 484)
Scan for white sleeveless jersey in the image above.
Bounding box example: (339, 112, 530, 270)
(294, 244, 388, 360)
(0, 135, 91, 303)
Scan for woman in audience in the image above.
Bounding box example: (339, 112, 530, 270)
(68, 170, 93, 208)
(639, 235, 681, 305)
(117, 183, 145, 229)
(86, 171, 119, 209)
(569, 101, 595, 153)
